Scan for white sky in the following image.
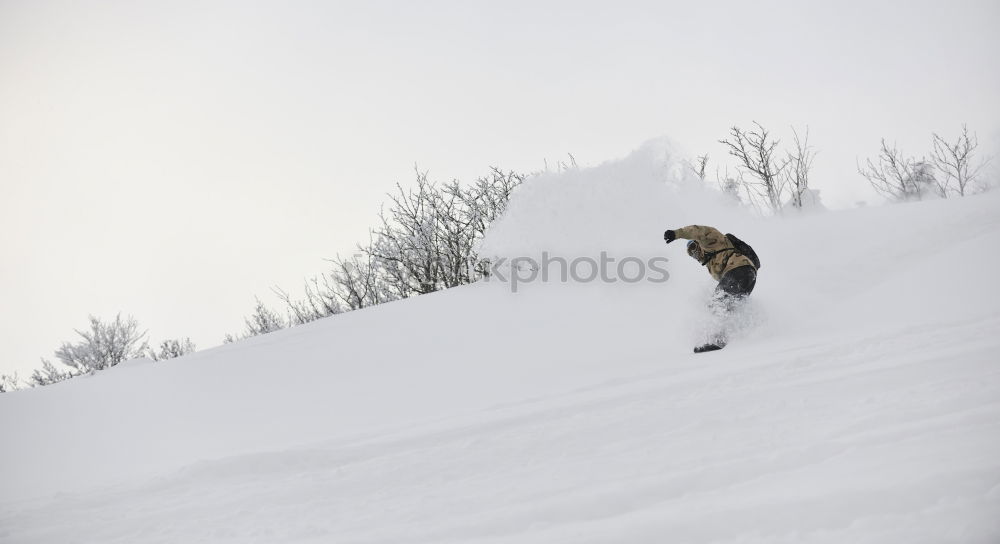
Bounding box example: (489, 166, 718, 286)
(2, 0, 999, 377)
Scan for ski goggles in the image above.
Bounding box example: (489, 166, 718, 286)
(686, 240, 700, 258)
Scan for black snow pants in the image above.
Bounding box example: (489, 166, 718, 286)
(707, 265, 757, 339)
(717, 265, 757, 299)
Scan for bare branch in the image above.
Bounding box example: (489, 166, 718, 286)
(784, 126, 818, 209)
(719, 121, 789, 212)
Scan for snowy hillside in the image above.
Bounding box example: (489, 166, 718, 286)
(2, 142, 1000, 543)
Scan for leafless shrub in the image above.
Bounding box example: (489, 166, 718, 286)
(149, 338, 196, 361)
(0, 372, 21, 392)
(225, 298, 287, 342)
(54, 314, 149, 374)
(685, 154, 709, 182)
(858, 139, 937, 201)
(330, 249, 396, 311)
(263, 166, 524, 333)
(29, 360, 74, 387)
(366, 166, 524, 297)
(931, 125, 992, 196)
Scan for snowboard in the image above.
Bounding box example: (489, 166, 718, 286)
(694, 342, 726, 353)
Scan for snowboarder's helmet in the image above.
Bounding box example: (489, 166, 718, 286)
(686, 240, 700, 258)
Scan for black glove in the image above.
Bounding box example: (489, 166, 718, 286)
(664, 230, 677, 244)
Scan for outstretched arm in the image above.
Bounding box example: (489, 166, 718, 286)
(665, 225, 727, 249)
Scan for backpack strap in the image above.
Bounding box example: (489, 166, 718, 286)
(700, 247, 736, 267)
(719, 251, 735, 272)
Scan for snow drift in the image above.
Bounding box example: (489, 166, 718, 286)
(2, 140, 999, 543)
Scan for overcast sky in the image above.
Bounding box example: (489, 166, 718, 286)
(2, 0, 999, 378)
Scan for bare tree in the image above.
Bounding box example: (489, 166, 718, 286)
(443, 168, 524, 279)
(447, 167, 524, 279)
(365, 166, 524, 298)
(273, 247, 395, 322)
(331, 249, 396, 311)
(367, 170, 450, 297)
(275, 275, 343, 325)
(226, 298, 287, 343)
(269, 166, 523, 325)
(720, 122, 789, 212)
(29, 360, 73, 387)
(0, 372, 21, 392)
(149, 338, 196, 361)
(685, 154, 709, 182)
(858, 139, 934, 201)
(931, 125, 991, 196)
(54, 314, 149, 374)
(784, 126, 818, 209)
(245, 298, 285, 334)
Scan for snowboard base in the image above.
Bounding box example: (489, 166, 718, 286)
(694, 342, 726, 353)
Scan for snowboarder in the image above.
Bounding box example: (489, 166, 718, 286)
(663, 225, 759, 353)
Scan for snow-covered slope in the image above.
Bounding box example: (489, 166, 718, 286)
(2, 142, 999, 543)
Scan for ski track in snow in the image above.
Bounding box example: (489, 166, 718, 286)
(2, 146, 1000, 543)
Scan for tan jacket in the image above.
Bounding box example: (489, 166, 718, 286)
(674, 225, 756, 281)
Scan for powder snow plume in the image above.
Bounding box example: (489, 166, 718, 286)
(479, 137, 753, 260)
